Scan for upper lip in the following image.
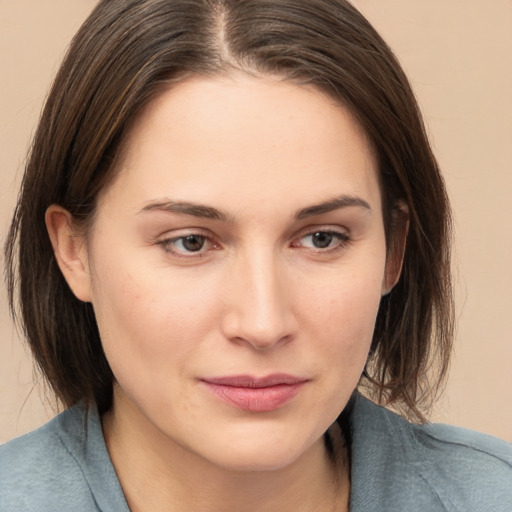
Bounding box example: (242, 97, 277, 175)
(200, 374, 308, 388)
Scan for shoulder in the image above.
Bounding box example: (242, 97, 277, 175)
(349, 394, 512, 512)
(414, 418, 512, 470)
(0, 403, 115, 512)
(410, 420, 512, 509)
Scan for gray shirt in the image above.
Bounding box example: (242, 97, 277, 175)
(1, 394, 511, 511)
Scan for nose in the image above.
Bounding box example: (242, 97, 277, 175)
(220, 250, 297, 350)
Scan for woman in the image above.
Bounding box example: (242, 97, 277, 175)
(1, 0, 511, 510)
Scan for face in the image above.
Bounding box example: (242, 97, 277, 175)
(68, 74, 399, 471)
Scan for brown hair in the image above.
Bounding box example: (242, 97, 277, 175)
(5, 0, 453, 420)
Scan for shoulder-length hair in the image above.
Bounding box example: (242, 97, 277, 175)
(5, 0, 453, 421)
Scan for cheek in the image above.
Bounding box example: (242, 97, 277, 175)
(88, 253, 221, 388)
(298, 258, 385, 375)
(303, 258, 384, 333)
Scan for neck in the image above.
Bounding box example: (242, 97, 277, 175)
(102, 394, 350, 512)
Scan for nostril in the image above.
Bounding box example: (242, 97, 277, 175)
(229, 332, 294, 351)
(221, 308, 296, 350)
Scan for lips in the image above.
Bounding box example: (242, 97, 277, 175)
(200, 374, 308, 412)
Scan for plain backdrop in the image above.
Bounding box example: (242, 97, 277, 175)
(1, 0, 511, 443)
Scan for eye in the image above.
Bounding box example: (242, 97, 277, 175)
(158, 233, 216, 257)
(295, 230, 350, 251)
(175, 234, 206, 252)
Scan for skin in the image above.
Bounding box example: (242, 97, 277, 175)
(47, 73, 406, 512)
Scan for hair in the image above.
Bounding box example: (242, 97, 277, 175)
(5, 0, 453, 421)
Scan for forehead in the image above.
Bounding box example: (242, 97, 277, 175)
(100, 73, 380, 216)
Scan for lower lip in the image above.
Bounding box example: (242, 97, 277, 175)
(201, 382, 305, 412)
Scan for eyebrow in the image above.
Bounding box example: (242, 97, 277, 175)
(138, 200, 232, 222)
(138, 194, 371, 222)
(295, 195, 372, 219)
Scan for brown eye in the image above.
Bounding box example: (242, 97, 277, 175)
(181, 235, 206, 252)
(159, 234, 211, 256)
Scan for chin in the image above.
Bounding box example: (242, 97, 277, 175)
(202, 428, 323, 473)
(213, 449, 305, 473)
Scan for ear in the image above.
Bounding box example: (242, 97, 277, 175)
(382, 202, 409, 295)
(45, 205, 92, 302)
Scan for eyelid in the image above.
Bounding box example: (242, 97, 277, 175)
(292, 224, 350, 240)
(290, 225, 352, 251)
(156, 229, 220, 259)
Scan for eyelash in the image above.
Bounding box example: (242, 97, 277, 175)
(156, 227, 351, 259)
(157, 232, 215, 259)
(292, 230, 351, 253)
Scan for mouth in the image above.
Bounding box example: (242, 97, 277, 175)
(199, 374, 309, 413)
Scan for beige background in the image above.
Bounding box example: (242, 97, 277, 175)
(1, 0, 511, 443)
